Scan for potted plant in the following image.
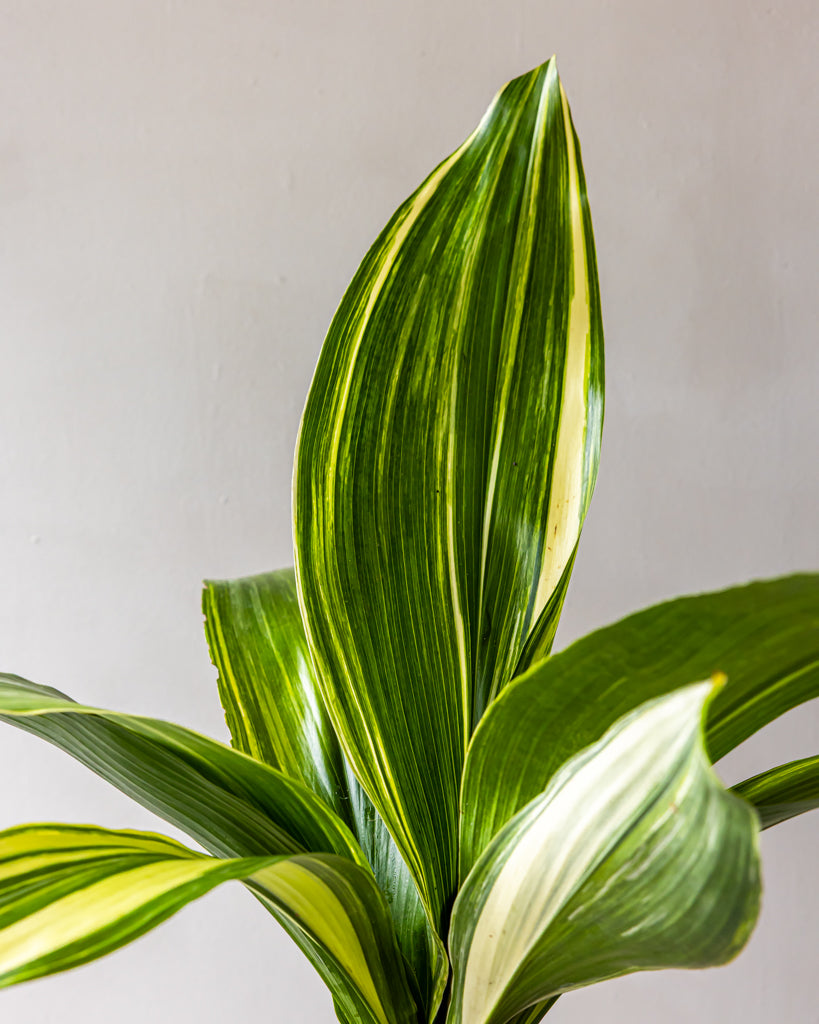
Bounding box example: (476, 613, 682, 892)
(1, 59, 816, 1023)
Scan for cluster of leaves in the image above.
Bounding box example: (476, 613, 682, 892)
(1, 59, 817, 1024)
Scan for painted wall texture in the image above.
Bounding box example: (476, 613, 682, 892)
(1, 2, 816, 1021)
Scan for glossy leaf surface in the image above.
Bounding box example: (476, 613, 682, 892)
(733, 756, 819, 829)
(203, 570, 444, 1017)
(203, 569, 348, 810)
(0, 825, 418, 1024)
(0, 675, 362, 863)
(448, 684, 760, 1024)
(294, 58, 603, 927)
(461, 574, 819, 873)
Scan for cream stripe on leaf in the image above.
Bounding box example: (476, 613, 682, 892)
(460, 572, 819, 874)
(448, 684, 760, 1024)
(203, 569, 349, 809)
(203, 569, 446, 1020)
(732, 755, 819, 829)
(0, 674, 362, 863)
(294, 58, 604, 930)
(0, 825, 418, 1024)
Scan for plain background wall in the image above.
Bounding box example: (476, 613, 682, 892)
(1, 1, 817, 1021)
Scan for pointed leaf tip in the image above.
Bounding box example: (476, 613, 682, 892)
(295, 57, 604, 928)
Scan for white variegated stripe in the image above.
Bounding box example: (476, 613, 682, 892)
(446, 363, 470, 749)
(455, 683, 713, 1024)
(533, 84, 593, 617)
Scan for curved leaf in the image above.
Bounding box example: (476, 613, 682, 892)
(460, 573, 819, 874)
(203, 570, 446, 1018)
(203, 569, 348, 811)
(253, 854, 419, 1024)
(448, 684, 760, 1024)
(294, 58, 603, 928)
(732, 756, 819, 829)
(0, 824, 418, 1024)
(0, 674, 362, 863)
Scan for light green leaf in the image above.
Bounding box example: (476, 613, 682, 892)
(294, 58, 603, 928)
(203, 569, 446, 1019)
(0, 824, 418, 1024)
(448, 684, 760, 1024)
(0, 674, 363, 863)
(253, 854, 419, 1024)
(460, 573, 819, 874)
(732, 756, 819, 829)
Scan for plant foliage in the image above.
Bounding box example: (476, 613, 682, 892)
(1, 58, 817, 1024)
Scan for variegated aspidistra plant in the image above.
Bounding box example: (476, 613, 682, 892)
(1, 58, 817, 1024)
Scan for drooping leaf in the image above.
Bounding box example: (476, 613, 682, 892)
(732, 756, 819, 829)
(203, 570, 446, 1018)
(0, 824, 418, 1024)
(503, 998, 561, 1024)
(448, 684, 760, 1024)
(253, 854, 419, 1024)
(460, 573, 819, 873)
(0, 674, 362, 863)
(294, 58, 603, 928)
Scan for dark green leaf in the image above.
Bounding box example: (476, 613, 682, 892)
(732, 756, 819, 829)
(460, 574, 819, 874)
(294, 58, 603, 928)
(0, 674, 362, 863)
(203, 569, 349, 811)
(203, 570, 446, 1018)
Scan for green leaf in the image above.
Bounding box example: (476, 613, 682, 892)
(0, 674, 363, 863)
(294, 58, 603, 928)
(448, 684, 761, 1024)
(253, 854, 419, 1024)
(460, 573, 819, 874)
(503, 998, 561, 1024)
(203, 569, 349, 811)
(0, 824, 418, 1024)
(203, 570, 446, 1019)
(732, 756, 819, 829)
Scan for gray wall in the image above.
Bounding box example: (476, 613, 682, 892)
(1, 2, 816, 1021)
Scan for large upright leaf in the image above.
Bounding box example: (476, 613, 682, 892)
(203, 570, 445, 1018)
(294, 58, 603, 927)
(448, 684, 760, 1024)
(0, 824, 419, 1024)
(732, 756, 819, 829)
(460, 573, 819, 873)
